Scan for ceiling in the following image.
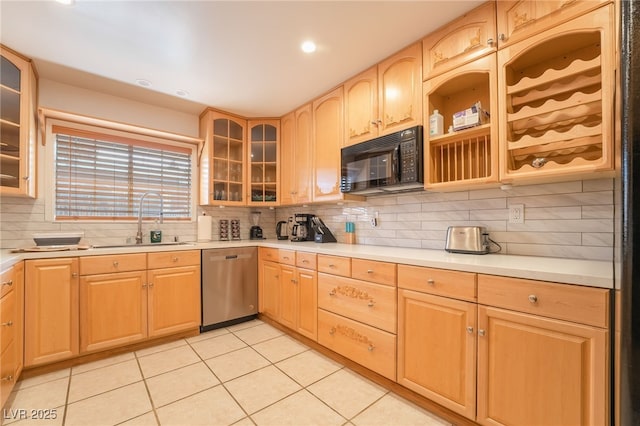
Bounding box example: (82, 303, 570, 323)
(1, 1, 483, 117)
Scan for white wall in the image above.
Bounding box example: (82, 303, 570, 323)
(0, 80, 615, 261)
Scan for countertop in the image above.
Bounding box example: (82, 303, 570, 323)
(0, 239, 613, 289)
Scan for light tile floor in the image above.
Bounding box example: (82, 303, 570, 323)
(3, 319, 451, 426)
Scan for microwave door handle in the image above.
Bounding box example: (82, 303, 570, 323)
(393, 146, 401, 183)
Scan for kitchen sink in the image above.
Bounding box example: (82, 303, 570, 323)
(90, 241, 195, 249)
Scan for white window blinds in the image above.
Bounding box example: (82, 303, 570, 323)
(54, 126, 192, 220)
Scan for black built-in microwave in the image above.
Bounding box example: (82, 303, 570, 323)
(340, 125, 423, 195)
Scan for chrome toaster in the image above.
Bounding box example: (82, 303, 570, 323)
(445, 226, 489, 254)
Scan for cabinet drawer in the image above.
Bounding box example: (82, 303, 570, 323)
(0, 288, 16, 354)
(318, 273, 396, 334)
(351, 259, 397, 286)
(259, 247, 279, 262)
(148, 250, 200, 269)
(398, 265, 476, 302)
(318, 309, 396, 381)
(296, 252, 317, 270)
(278, 249, 296, 266)
(0, 267, 14, 298)
(317, 255, 351, 277)
(478, 274, 609, 328)
(80, 253, 147, 275)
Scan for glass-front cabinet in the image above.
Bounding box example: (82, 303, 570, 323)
(247, 120, 279, 206)
(199, 109, 246, 206)
(0, 45, 37, 198)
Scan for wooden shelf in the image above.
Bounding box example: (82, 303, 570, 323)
(507, 56, 601, 95)
(429, 123, 491, 145)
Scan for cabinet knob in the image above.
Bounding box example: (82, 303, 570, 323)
(1, 280, 13, 287)
(72, 272, 78, 278)
(142, 283, 147, 288)
(466, 326, 474, 334)
(283, 256, 290, 260)
(328, 264, 336, 268)
(329, 327, 336, 335)
(329, 289, 336, 296)
(1, 321, 13, 327)
(291, 279, 298, 284)
(172, 257, 179, 262)
(528, 294, 538, 304)
(113, 261, 119, 267)
(149, 282, 154, 288)
(367, 269, 374, 274)
(479, 329, 486, 336)
(427, 278, 435, 285)
(487, 38, 495, 46)
(499, 33, 506, 41)
(531, 157, 547, 168)
(367, 300, 375, 308)
(22, 176, 30, 181)
(367, 344, 375, 352)
(302, 259, 309, 264)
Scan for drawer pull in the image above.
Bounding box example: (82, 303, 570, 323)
(1, 280, 13, 287)
(148, 282, 154, 288)
(142, 283, 147, 288)
(72, 272, 78, 278)
(329, 327, 336, 335)
(283, 256, 290, 260)
(328, 264, 336, 268)
(479, 329, 486, 337)
(367, 269, 374, 274)
(1, 375, 13, 382)
(466, 326, 474, 334)
(368, 344, 375, 352)
(528, 294, 538, 304)
(291, 279, 298, 284)
(367, 300, 375, 308)
(172, 257, 179, 262)
(1, 321, 13, 327)
(329, 290, 336, 296)
(427, 278, 435, 285)
(113, 261, 119, 267)
(302, 259, 309, 264)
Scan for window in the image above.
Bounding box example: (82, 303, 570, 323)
(52, 125, 194, 221)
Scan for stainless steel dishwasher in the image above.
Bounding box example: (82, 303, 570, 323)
(201, 247, 258, 332)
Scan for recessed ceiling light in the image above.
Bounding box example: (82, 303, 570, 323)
(175, 89, 189, 97)
(135, 79, 152, 88)
(301, 40, 316, 53)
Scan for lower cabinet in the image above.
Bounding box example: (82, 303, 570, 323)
(25, 258, 79, 367)
(1, 261, 24, 408)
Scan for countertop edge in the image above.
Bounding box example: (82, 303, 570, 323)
(1, 240, 613, 289)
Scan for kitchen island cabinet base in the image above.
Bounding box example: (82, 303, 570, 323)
(257, 314, 478, 426)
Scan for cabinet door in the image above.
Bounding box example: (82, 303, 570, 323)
(378, 42, 422, 135)
(80, 271, 147, 353)
(397, 289, 476, 419)
(248, 120, 279, 206)
(280, 112, 295, 205)
(496, 0, 610, 48)
(294, 104, 313, 204)
(344, 66, 379, 146)
(279, 265, 297, 330)
(312, 86, 344, 202)
(296, 268, 317, 341)
(25, 258, 79, 367)
(259, 260, 280, 319)
(477, 306, 608, 426)
(0, 47, 37, 198)
(147, 265, 200, 338)
(422, 1, 496, 80)
(12, 261, 24, 379)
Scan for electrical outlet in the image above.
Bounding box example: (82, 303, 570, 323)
(509, 204, 524, 224)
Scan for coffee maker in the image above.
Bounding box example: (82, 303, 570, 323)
(290, 213, 315, 242)
(250, 211, 264, 240)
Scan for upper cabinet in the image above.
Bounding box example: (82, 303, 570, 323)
(497, 4, 615, 183)
(0, 45, 37, 198)
(344, 43, 422, 146)
(247, 120, 279, 206)
(422, 1, 497, 80)
(312, 87, 345, 202)
(496, 0, 611, 48)
(280, 104, 313, 206)
(199, 109, 246, 206)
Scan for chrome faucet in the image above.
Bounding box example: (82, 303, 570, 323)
(136, 192, 164, 244)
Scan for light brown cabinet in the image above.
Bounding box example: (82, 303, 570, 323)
(497, 4, 615, 183)
(422, 1, 497, 80)
(344, 43, 422, 147)
(476, 274, 609, 426)
(280, 104, 312, 205)
(0, 45, 37, 198)
(24, 258, 79, 367)
(423, 53, 499, 190)
(312, 86, 345, 202)
(247, 120, 279, 206)
(1, 261, 24, 408)
(495, 0, 610, 48)
(199, 109, 247, 205)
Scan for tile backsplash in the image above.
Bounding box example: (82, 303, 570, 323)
(0, 179, 614, 261)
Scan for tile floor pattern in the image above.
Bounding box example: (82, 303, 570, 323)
(3, 320, 451, 426)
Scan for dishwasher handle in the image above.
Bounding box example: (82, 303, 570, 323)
(225, 255, 238, 260)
